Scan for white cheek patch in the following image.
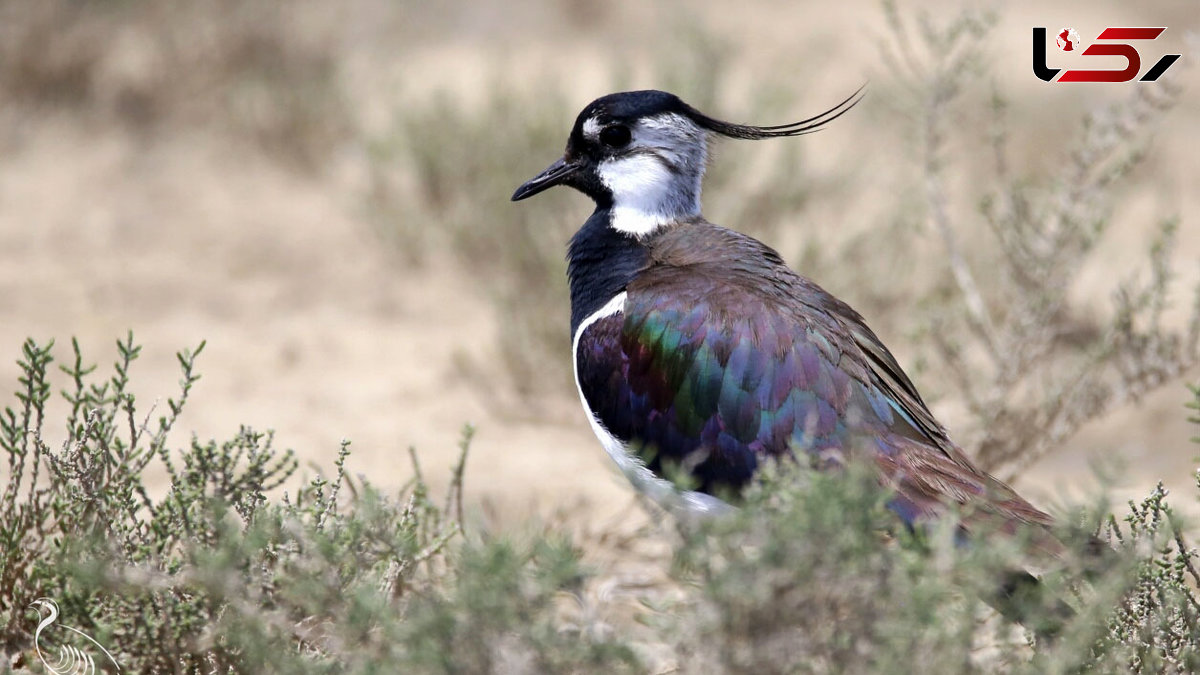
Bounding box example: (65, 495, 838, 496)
(595, 112, 706, 238)
(571, 292, 734, 519)
(597, 154, 680, 237)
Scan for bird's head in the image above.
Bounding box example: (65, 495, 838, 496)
(512, 87, 864, 237)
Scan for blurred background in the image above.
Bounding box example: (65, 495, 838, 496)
(0, 0, 1196, 529)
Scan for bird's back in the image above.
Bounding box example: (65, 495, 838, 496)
(576, 220, 1055, 540)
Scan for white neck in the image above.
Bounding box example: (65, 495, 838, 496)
(603, 159, 700, 236)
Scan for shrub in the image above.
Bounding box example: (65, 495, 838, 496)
(2, 338, 1199, 672)
(0, 337, 636, 673)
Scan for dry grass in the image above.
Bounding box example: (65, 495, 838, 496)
(0, 0, 350, 169)
(2, 340, 1197, 672)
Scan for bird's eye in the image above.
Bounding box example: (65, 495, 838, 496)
(599, 124, 632, 148)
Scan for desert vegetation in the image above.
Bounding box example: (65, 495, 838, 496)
(1, 337, 1198, 672)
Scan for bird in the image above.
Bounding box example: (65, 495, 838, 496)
(29, 597, 121, 674)
(509, 88, 1058, 551)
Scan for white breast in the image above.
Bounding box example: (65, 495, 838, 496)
(571, 292, 734, 518)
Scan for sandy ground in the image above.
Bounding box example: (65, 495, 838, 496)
(1, 0, 1198, 531)
(0, 114, 644, 525)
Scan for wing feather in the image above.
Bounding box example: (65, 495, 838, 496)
(576, 221, 1052, 533)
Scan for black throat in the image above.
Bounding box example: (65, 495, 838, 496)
(567, 208, 651, 335)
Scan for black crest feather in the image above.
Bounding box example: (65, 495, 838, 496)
(684, 84, 866, 139)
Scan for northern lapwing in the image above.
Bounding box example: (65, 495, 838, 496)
(510, 89, 1055, 545)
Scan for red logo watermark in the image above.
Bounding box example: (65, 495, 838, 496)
(1056, 28, 1081, 52)
(1033, 27, 1181, 82)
